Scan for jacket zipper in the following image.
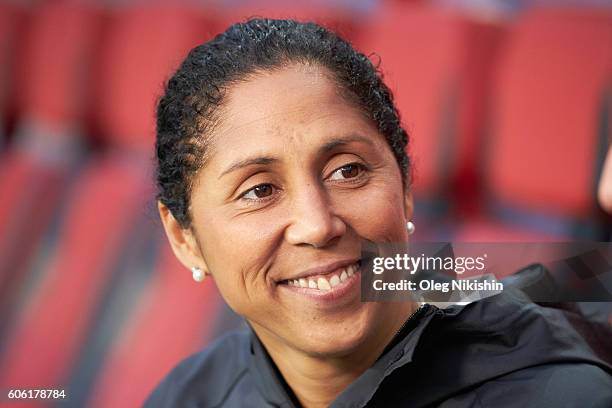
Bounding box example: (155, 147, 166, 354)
(397, 303, 425, 336)
(386, 303, 426, 350)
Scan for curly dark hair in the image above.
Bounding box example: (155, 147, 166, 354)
(156, 18, 410, 228)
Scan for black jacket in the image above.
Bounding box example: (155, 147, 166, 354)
(145, 279, 612, 407)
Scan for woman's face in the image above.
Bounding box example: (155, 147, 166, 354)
(184, 63, 412, 356)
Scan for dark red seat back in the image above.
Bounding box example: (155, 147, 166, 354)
(485, 8, 612, 234)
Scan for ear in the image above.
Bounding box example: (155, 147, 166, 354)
(158, 201, 209, 275)
(403, 188, 414, 221)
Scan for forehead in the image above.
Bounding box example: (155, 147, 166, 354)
(202, 63, 381, 164)
(219, 64, 350, 129)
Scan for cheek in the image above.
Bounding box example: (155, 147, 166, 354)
(338, 179, 408, 243)
(193, 210, 283, 313)
(197, 207, 278, 266)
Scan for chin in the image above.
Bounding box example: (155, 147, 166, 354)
(299, 335, 368, 358)
(295, 311, 377, 357)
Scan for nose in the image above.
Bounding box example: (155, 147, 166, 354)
(284, 183, 346, 248)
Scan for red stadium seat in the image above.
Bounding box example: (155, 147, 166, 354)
(94, 5, 210, 151)
(0, 5, 209, 402)
(0, 1, 26, 143)
(88, 246, 225, 408)
(0, 3, 102, 330)
(357, 4, 504, 226)
(0, 157, 151, 404)
(14, 3, 102, 129)
(455, 7, 612, 241)
(216, 1, 363, 45)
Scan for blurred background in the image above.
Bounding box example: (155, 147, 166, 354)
(0, 0, 611, 406)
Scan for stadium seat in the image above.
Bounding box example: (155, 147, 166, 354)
(454, 7, 612, 241)
(94, 5, 211, 150)
(0, 1, 26, 146)
(216, 1, 363, 45)
(0, 5, 207, 403)
(88, 246, 229, 408)
(0, 2, 101, 336)
(0, 157, 151, 404)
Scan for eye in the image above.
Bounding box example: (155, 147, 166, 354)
(240, 183, 275, 200)
(328, 163, 366, 181)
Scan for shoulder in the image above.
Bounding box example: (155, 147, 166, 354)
(470, 363, 612, 408)
(417, 291, 612, 406)
(144, 329, 253, 408)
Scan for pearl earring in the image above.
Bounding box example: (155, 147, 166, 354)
(407, 221, 415, 235)
(191, 266, 205, 282)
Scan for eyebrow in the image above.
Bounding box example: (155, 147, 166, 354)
(219, 156, 278, 179)
(218, 133, 376, 179)
(318, 134, 376, 154)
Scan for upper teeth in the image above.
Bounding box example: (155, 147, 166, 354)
(287, 263, 358, 291)
(317, 277, 331, 290)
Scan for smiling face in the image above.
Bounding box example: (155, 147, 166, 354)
(161, 63, 414, 357)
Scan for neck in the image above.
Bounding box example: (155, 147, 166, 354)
(251, 302, 418, 408)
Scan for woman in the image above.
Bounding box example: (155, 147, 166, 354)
(147, 19, 612, 407)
